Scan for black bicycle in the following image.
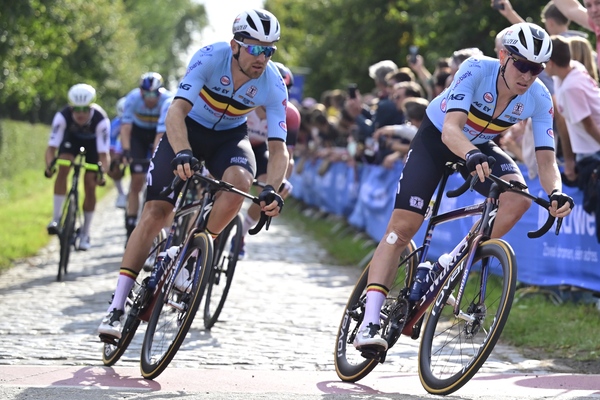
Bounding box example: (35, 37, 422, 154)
(334, 160, 563, 395)
(203, 179, 266, 329)
(100, 164, 270, 379)
(47, 147, 103, 281)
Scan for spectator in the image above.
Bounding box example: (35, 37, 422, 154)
(445, 47, 484, 87)
(385, 67, 417, 84)
(568, 35, 599, 81)
(546, 35, 600, 241)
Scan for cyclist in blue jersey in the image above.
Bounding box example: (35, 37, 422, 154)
(120, 72, 173, 242)
(353, 22, 575, 352)
(108, 97, 127, 209)
(99, 8, 289, 339)
(44, 83, 110, 251)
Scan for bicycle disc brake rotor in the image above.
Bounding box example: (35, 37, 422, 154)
(463, 303, 487, 338)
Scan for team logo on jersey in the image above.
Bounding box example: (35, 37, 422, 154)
(200, 45, 213, 53)
(547, 128, 554, 139)
(279, 121, 287, 131)
(549, 106, 554, 118)
(512, 102, 524, 116)
(246, 86, 258, 98)
(409, 196, 424, 210)
(440, 98, 447, 113)
(220, 76, 230, 86)
(483, 92, 494, 103)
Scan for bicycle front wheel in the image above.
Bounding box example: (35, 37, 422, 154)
(57, 193, 77, 282)
(418, 239, 517, 395)
(203, 213, 242, 329)
(102, 229, 167, 366)
(140, 232, 212, 380)
(334, 240, 417, 382)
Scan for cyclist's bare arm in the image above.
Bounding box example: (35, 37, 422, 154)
(554, 0, 593, 31)
(263, 139, 289, 216)
(165, 98, 194, 180)
(535, 149, 573, 218)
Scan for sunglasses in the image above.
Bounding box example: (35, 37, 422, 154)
(72, 106, 90, 112)
(142, 90, 159, 98)
(234, 39, 277, 57)
(510, 55, 544, 76)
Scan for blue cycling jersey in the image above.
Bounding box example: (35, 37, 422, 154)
(110, 117, 121, 146)
(175, 42, 288, 140)
(121, 87, 173, 129)
(427, 56, 556, 150)
(156, 96, 174, 134)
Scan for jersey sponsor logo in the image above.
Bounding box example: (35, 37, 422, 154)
(212, 86, 230, 94)
(409, 196, 425, 210)
(179, 83, 192, 90)
(449, 93, 465, 101)
(549, 106, 554, 118)
(440, 98, 448, 112)
(483, 92, 494, 103)
(246, 86, 258, 98)
(279, 121, 287, 131)
(500, 163, 518, 173)
(230, 156, 248, 165)
(512, 102, 524, 116)
(186, 60, 202, 76)
(547, 128, 554, 139)
(220, 76, 230, 86)
(200, 45, 213, 53)
(452, 71, 472, 89)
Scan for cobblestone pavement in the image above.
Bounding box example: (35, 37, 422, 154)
(0, 189, 571, 376)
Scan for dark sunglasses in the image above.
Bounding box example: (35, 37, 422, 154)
(510, 55, 544, 76)
(72, 106, 90, 112)
(234, 39, 277, 57)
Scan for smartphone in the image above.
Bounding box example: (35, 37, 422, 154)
(492, 0, 505, 10)
(409, 45, 419, 64)
(347, 83, 358, 99)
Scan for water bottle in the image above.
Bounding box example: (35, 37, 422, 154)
(148, 246, 180, 289)
(430, 253, 452, 279)
(409, 261, 432, 301)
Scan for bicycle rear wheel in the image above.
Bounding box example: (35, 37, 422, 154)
(102, 229, 167, 366)
(334, 240, 417, 382)
(418, 239, 516, 395)
(203, 213, 242, 329)
(57, 193, 77, 282)
(140, 232, 212, 380)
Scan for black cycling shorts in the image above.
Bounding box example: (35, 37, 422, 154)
(129, 124, 156, 174)
(394, 114, 522, 215)
(252, 141, 269, 177)
(146, 117, 256, 204)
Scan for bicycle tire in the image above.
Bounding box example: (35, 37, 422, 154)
(203, 213, 243, 329)
(140, 232, 212, 380)
(418, 239, 516, 395)
(334, 240, 417, 382)
(102, 229, 167, 366)
(57, 193, 77, 282)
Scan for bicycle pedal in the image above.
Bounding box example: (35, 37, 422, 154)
(99, 334, 119, 346)
(359, 347, 385, 361)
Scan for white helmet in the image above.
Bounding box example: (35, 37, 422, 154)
(116, 97, 126, 117)
(502, 22, 552, 63)
(68, 83, 96, 107)
(232, 9, 280, 42)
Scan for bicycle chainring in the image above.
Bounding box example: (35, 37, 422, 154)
(382, 297, 409, 347)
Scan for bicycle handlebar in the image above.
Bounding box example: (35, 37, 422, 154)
(445, 158, 559, 238)
(160, 165, 271, 235)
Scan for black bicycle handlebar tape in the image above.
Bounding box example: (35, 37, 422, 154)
(159, 163, 203, 197)
(527, 214, 557, 238)
(446, 156, 496, 198)
(248, 212, 271, 235)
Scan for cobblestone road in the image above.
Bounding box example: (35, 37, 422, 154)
(0, 189, 569, 376)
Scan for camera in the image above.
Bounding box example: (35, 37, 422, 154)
(347, 83, 358, 99)
(409, 45, 419, 64)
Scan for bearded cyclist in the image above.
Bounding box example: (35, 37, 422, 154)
(353, 22, 575, 352)
(98, 8, 289, 339)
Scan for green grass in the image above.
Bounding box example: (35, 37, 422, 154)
(282, 198, 600, 363)
(0, 119, 112, 272)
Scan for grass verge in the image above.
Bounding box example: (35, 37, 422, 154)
(282, 197, 600, 367)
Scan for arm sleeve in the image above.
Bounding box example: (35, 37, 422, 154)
(48, 112, 67, 148)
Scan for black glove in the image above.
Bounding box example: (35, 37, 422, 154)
(465, 149, 489, 173)
(258, 185, 284, 213)
(170, 149, 199, 171)
(121, 149, 132, 163)
(549, 189, 574, 210)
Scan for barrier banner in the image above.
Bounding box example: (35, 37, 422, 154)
(291, 159, 600, 292)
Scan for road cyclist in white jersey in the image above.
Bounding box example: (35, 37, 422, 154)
(98, 8, 290, 339)
(44, 83, 110, 251)
(353, 22, 575, 351)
